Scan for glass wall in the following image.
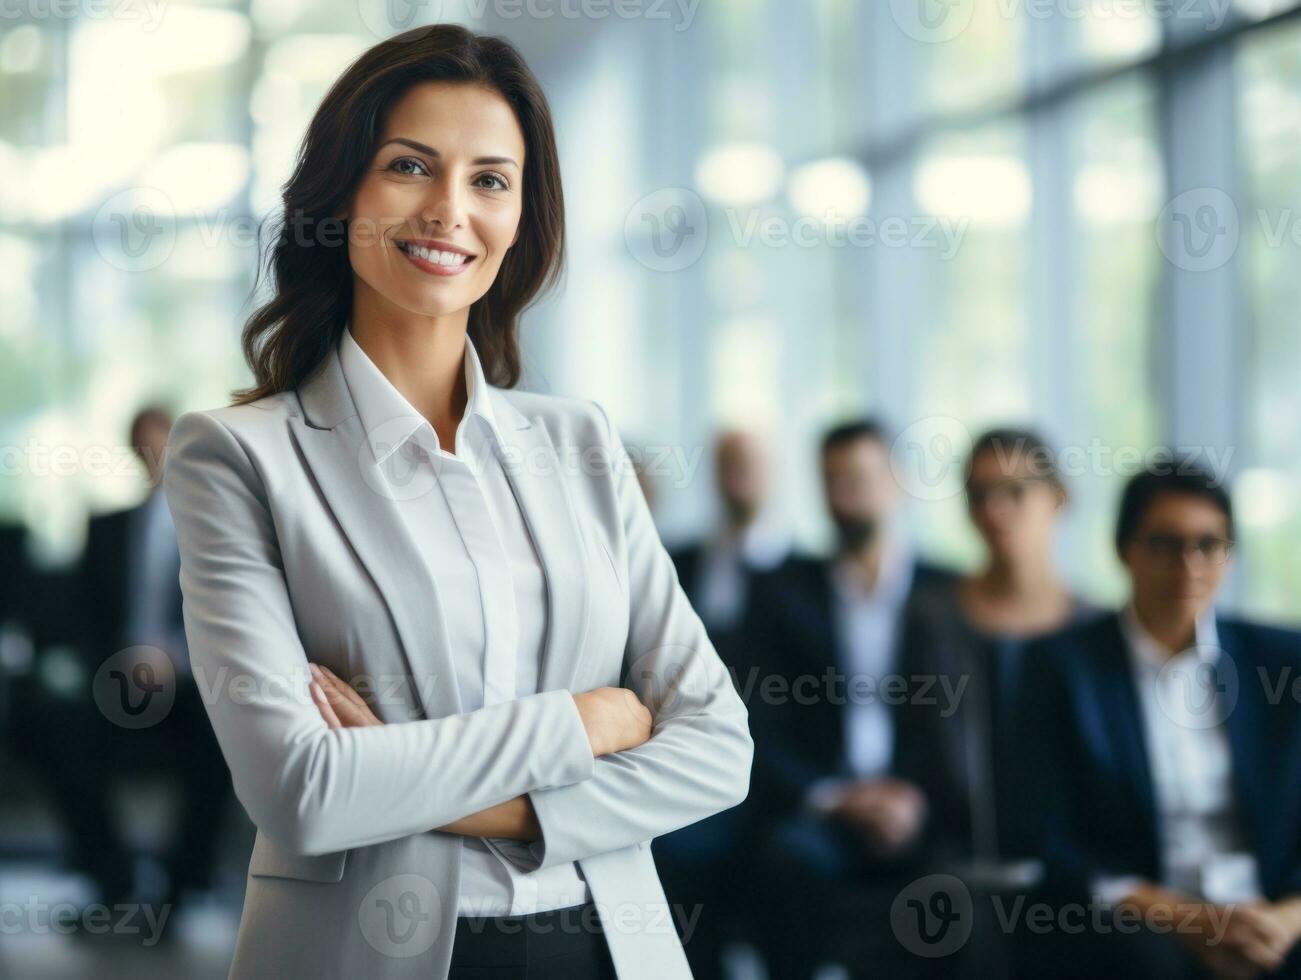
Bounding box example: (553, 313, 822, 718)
(601, 0, 1298, 615)
(1, 0, 1299, 618)
(1238, 21, 1301, 619)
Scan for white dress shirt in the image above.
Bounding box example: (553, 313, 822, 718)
(338, 325, 591, 916)
(807, 536, 917, 813)
(1093, 605, 1261, 906)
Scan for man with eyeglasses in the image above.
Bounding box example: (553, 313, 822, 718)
(1013, 456, 1301, 980)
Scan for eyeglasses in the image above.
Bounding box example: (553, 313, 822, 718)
(966, 475, 1057, 510)
(1135, 533, 1235, 565)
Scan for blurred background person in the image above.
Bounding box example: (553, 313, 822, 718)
(895, 427, 1101, 977)
(1016, 460, 1301, 980)
(669, 429, 789, 642)
(655, 428, 789, 978)
(70, 407, 233, 924)
(898, 428, 1099, 863)
(742, 417, 956, 979)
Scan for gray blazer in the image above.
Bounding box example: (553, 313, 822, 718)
(161, 340, 753, 979)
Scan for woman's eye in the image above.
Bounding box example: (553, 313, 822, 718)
(387, 157, 428, 176)
(476, 172, 508, 191)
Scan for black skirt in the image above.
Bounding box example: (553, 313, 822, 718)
(449, 901, 617, 979)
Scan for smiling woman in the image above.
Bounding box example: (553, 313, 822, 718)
(231, 25, 566, 403)
(346, 85, 526, 331)
(162, 22, 751, 980)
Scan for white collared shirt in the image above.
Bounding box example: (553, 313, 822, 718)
(807, 537, 917, 812)
(832, 537, 916, 781)
(1094, 605, 1261, 905)
(338, 325, 590, 916)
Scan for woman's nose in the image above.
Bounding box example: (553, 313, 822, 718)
(420, 174, 467, 228)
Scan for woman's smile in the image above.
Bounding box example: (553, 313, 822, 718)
(394, 238, 478, 277)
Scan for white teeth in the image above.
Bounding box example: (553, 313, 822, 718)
(400, 243, 470, 266)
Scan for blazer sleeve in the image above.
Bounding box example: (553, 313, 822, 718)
(739, 575, 833, 816)
(519, 401, 755, 870)
(163, 410, 596, 858)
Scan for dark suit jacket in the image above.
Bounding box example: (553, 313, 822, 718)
(668, 540, 775, 680)
(77, 496, 183, 671)
(741, 552, 957, 820)
(1014, 611, 1301, 904)
(893, 583, 1102, 863)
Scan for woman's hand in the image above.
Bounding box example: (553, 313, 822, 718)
(570, 687, 653, 757)
(309, 663, 383, 729)
(305, 670, 648, 839)
(307, 662, 540, 841)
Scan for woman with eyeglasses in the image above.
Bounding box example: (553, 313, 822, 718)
(1013, 458, 1301, 979)
(895, 428, 1098, 868)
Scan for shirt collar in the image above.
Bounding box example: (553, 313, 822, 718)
(1120, 601, 1221, 672)
(706, 521, 790, 572)
(830, 533, 915, 608)
(338, 324, 503, 465)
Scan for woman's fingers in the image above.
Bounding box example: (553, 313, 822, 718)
(309, 675, 342, 729)
(310, 663, 358, 726)
(310, 663, 381, 727)
(319, 664, 372, 714)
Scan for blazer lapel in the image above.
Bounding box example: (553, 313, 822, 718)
(489, 392, 592, 694)
(1219, 625, 1270, 871)
(289, 345, 460, 720)
(813, 563, 848, 767)
(1095, 616, 1162, 870)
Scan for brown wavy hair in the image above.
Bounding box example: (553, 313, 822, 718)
(231, 24, 565, 406)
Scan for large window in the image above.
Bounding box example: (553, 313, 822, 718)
(1238, 22, 1301, 619)
(2, 1, 1300, 621)
(659, 1, 1300, 618)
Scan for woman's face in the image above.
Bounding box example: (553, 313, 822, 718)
(344, 81, 526, 322)
(965, 450, 1062, 564)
